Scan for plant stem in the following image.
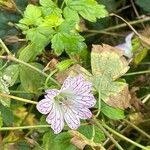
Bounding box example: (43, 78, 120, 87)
(124, 119, 150, 139)
(95, 92, 101, 117)
(0, 92, 37, 104)
(61, 0, 65, 9)
(101, 122, 147, 150)
(0, 55, 61, 87)
(44, 69, 58, 87)
(124, 70, 150, 76)
(85, 16, 150, 38)
(110, 13, 150, 46)
(0, 39, 12, 54)
(0, 123, 88, 131)
(0, 125, 50, 131)
(95, 120, 124, 150)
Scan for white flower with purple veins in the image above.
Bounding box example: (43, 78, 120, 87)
(116, 32, 134, 58)
(36, 75, 96, 134)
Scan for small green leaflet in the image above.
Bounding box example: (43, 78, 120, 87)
(91, 44, 130, 109)
(39, 0, 62, 16)
(19, 4, 43, 26)
(51, 32, 87, 56)
(64, 0, 108, 22)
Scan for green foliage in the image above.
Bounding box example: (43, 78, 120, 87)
(39, 0, 62, 16)
(19, 63, 45, 93)
(2, 64, 19, 86)
(101, 101, 125, 120)
(41, 131, 76, 150)
(0, 75, 10, 107)
(78, 125, 106, 143)
(17, 0, 108, 59)
(0, 115, 3, 127)
(0, 105, 14, 125)
(64, 0, 108, 22)
(136, 0, 150, 12)
(56, 59, 74, 71)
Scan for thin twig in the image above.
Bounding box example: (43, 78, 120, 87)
(124, 119, 150, 139)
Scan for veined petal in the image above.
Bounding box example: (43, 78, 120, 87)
(62, 105, 80, 130)
(36, 99, 52, 115)
(71, 94, 96, 108)
(45, 89, 60, 98)
(61, 75, 92, 95)
(46, 101, 64, 134)
(73, 107, 92, 119)
(69, 104, 92, 119)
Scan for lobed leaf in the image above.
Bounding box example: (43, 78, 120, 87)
(64, 0, 108, 22)
(91, 44, 130, 109)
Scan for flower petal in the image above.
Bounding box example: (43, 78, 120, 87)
(36, 98, 52, 115)
(73, 107, 92, 119)
(45, 89, 60, 98)
(115, 32, 134, 58)
(63, 105, 80, 130)
(70, 94, 96, 108)
(61, 75, 92, 95)
(46, 102, 64, 134)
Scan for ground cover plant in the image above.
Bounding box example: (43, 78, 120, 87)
(0, 0, 150, 149)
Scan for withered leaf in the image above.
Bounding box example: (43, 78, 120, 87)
(91, 44, 131, 109)
(91, 44, 129, 80)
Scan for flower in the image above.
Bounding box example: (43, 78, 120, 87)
(36, 74, 96, 134)
(115, 32, 134, 58)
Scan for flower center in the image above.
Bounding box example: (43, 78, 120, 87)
(54, 93, 67, 103)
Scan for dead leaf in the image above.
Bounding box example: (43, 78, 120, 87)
(70, 136, 86, 150)
(56, 64, 92, 84)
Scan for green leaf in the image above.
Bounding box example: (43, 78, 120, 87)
(20, 4, 42, 26)
(101, 101, 125, 120)
(18, 43, 41, 62)
(24, 27, 54, 50)
(78, 125, 106, 143)
(58, 20, 76, 33)
(56, 59, 74, 71)
(91, 44, 130, 109)
(54, 132, 77, 150)
(134, 48, 148, 65)
(63, 7, 79, 22)
(19, 63, 45, 93)
(0, 115, 3, 128)
(41, 132, 55, 149)
(2, 64, 19, 86)
(0, 105, 14, 125)
(52, 32, 87, 56)
(41, 132, 76, 150)
(39, 0, 62, 16)
(40, 14, 64, 28)
(40, 0, 62, 16)
(0, 75, 10, 107)
(65, 0, 108, 22)
(136, 0, 150, 12)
